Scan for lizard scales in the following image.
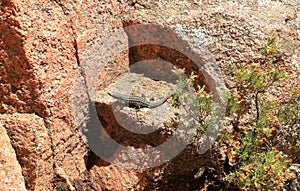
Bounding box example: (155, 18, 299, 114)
(108, 92, 170, 108)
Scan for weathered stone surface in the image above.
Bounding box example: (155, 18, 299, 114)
(0, 0, 129, 190)
(0, 120, 26, 191)
(1, 0, 299, 190)
(88, 25, 221, 189)
(90, 164, 140, 191)
(120, 0, 300, 190)
(0, 114, 53, 190)
(123, 0, 300, 92)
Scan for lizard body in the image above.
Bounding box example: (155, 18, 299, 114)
(108, 92, 172, 108)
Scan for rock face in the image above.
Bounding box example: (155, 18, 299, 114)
(0, 0, 129, 190)
(0, 114, 52, 190)
(1, 0, 299, 191)
(0, 120, 26, 190)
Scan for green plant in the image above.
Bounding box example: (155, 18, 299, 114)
(170, 93, 180, 107)
(231, 32, 289, 124)
(222, 32, 297, 190)
(170, 69, 212, 138)
(277, 92, 300, 126)
(227, 149, 294, 190)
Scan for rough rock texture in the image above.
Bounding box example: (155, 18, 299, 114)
(0, 114, 53, 190)
(0, 0, 129, 190)
(0, 121, 26, 190)
(1, 0, 299, 190)
(123, 0, 300, 92)
(89, 164, 140, 191)
(121, 0, 300, 190)
(89, 20, 224, 188)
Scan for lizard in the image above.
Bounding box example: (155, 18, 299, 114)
(107, 92, 174, 109)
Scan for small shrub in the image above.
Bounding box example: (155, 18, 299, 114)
(170, 69, 212, 139)
(222, 32, 297, 190)
(227, 149, 294, 190)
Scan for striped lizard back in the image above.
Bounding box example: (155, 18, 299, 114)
(108, 92, 173, 108)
